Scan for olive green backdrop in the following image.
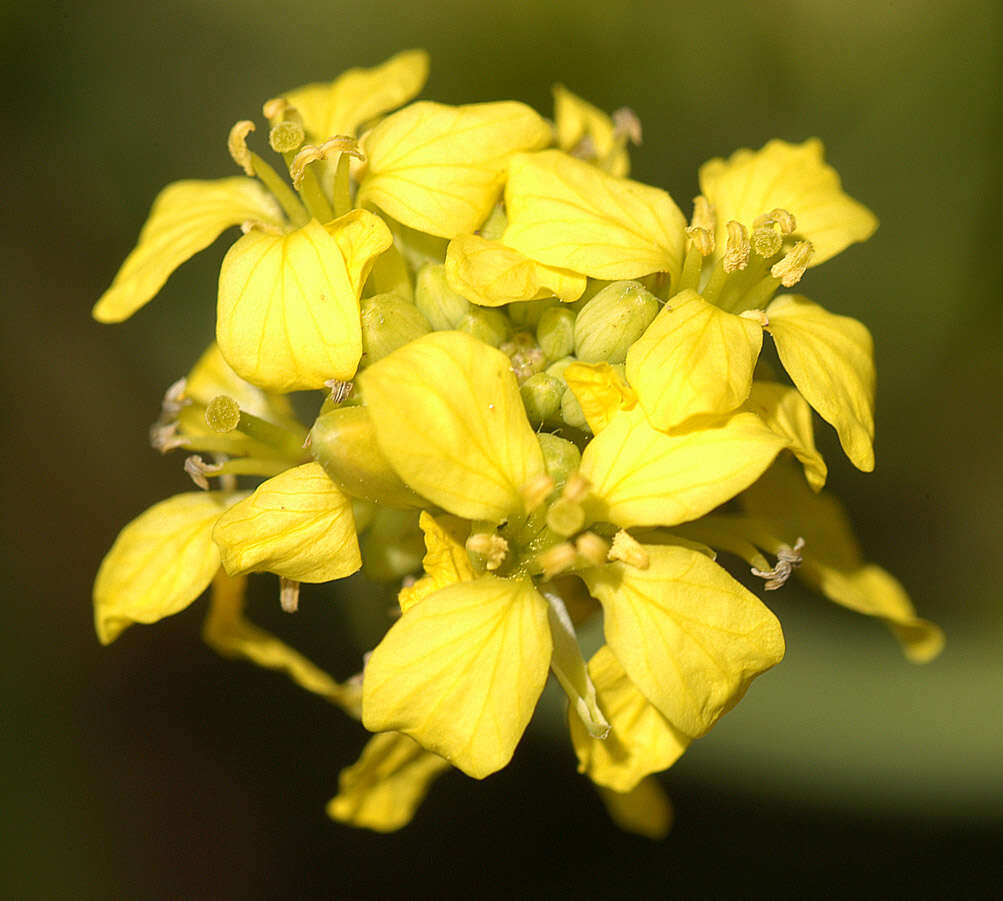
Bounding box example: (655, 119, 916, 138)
(3, 0, 1001, 897)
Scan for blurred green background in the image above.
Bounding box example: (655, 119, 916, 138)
(3, 0, 1001, 897)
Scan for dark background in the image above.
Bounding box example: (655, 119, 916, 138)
(3, 1, 1001, 897)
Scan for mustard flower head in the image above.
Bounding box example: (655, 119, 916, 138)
(93, 51, 942, 838)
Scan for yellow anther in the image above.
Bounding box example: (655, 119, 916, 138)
(239, 219, 284, 236)
(183, 454, 223, 491)
(537, 542, 578, 579)
(279, 577, 301, 613)
(575, 531, 610, 567)
(546, 497, 586, 537)
(520, 473, 555, 513)
(561, 472, 592, 504)
(289, 136, 365, 190)
(754, 208, 797, 235)
(269, 120, 305, 154)
(685, 226, 715, 257)
(770, 241, 815, 287)
(262, 97, 290, 125)
(465, 533, 509, 571)
(324, 379, 353, 404)
(690, 195, 716, 233)
(751, 537, 805, 590)
(227, 120, 256, 176)
(611, 107, 643, 145)
(724, 220, 751, 272)
(205, 395, 241, 433)
(608, 530, 650, 569)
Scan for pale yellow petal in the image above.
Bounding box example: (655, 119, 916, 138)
(598, 778, 673, 840)
(93, 178, 282, 323)
(278, 50, 429, 141)
(94, 492, 235, 644)
(553, 84, 630, 177)
(766, 294, 875, 471)
(212, 462, 360, 582)
(444, 234, 586, 307)
(359, 101, 551, 238)
(327, 732, 451, 832)
(569, 646, 690, 792)
(626, 290, 762, 430)
(580, 407, 787, 528)
(699, 138, 878, 265)
(563, 361, 637, 434)
(184, 343, 294, 422)
(583, 545, 786, 737)
(504, 150, 686, 282)
(326, 208, 395, 298)
(362, 576, 552, 779)
(358, 331, 545, 522)
(398, 512, 474, 614)
(743, 381, 827, 491)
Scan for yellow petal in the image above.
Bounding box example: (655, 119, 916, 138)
(93, 178, 282, 323)
(766, 295, 875, 471)
(743, 381, 827, 491)
(398, 512, 474, 614)
(583, 545, 786, 737)
(278, 50, 429, 141)
(580, 407, 787, 528)
(563, 361, 637, 434)
(94, 492, 234, 644)
(626, 290, 762, 430)
(203, 571, 350, 707)
(553, 84, 630, 177)
(184, 343, 294, 422)
(326, 208, 396, 298)
(358, 331, 545, 522)
(699, 138, 878, 265)
(212, 462, 360, 582)
(598, 777, 673, 840)
(362, 576, 551, 779)
(327, 732, 451, 832)
(569, 646, 690, 792)
(504, 150, 686, 282)
(444, 234, 586, 307)
(217, 216, 388, 391)
(359, 101, 551, 238)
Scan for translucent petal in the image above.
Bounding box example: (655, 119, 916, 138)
(358, 331, 545, 522)
(93, 492, 234, 644)
(580, 407, 787, 528)
(743, 381, 827, 491)
(362, 576, 551, 779)
(598, 777, 673, 840)
(583, 545, 786, 737)
(212, 463, 360, 582)
(553, 84, 630, 177)
(398, 512, 474, 614)
(444, 234, 585, 307)
(359, 101, 551, 238)
(766, 294, 875, 471)
(699, 138, 878, 265)
(93, 178, 282, 323)
(569, 646, 690, 792)
(327, 732, 451, 832)
(563, 361, 637, 434)
(504, 150, 686, 282)
(626, 290, 762, 430)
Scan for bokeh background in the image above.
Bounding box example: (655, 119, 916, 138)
(3, 0, 1001, 897)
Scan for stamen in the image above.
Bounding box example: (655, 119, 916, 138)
(279, 577, 301, 613)
(546, 497, 586, 537)
(611, 108, 643, 145)
(289, 136, 364, 190)
(520, 473, 555, 513)
(690, 195, 716, 234)
(537, 542, 578, 578)
(227, 120, 256, 176)
(465, 533, 509, 571)
(770, 241, 815, 287)
(161, 378, 190, 417)
(262, 97, 290, 125)
(184, 454, 223, 490)
(723, 221, 751, 272)
(239, 219, 284, 236)
(575, 531, 610, 567)
(569, 134, 597, 161)
(685, 226, 715, 257)
(608, 530, 649, 569)
(751, 537, 805, 590)
(562, 472, 592, 504)
(150, 420, 187, 454)
(754, 208, 797, 235)
(325, 379, 353, 405)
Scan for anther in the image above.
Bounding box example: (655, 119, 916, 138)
(561, 472, 591, 504)
(150, 421, 186, 454)
(685, 226, 715, 257)
(611, 108, 643, 145)
(751, 537, 805, 590)
(184, 454, 223, 490)
(724, 221, 751, 272)
(465, 533, 509, 571)
(575, 532, 610, 567)
(161, 378, 190, 417)
(520, 473, 555, 513)
(227, 120, 256, 176)
(754, 208, 797, 235)
(608, 530, 649, 569)
(262, 97, 290, 125)
(770, 241, 815, 287)
(279, 577, 301, 613)
(325, 379, 353, 405)
(289, 136, 364, 190)
(537, 542, 578, 578)
(546, 497, 586, 537)
(690, 195, 717, 234)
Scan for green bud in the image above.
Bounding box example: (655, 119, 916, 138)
(415, 263, 470, 330)
(457, 307, 510, 347)
(508, 297, 559, 328)
(361, 293, 431, 364)
(536, 306, 576, 361)
(574, 280, 660, 363)
(310, 407, 425, 509)
(520, 373, 563, 423)
(537, 433, 582, 485)
(561, 385, 588, 430)
(545, 355, 577, 382)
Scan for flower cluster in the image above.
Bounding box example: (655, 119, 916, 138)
(93, 50, 942, 837)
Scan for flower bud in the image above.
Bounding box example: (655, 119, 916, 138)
(361, 293, 431, 363)
(415, 264, 470, 330)
(573, 280, 660, 363)
(537, 433, 582, 485)
(457, 307, 510, 347)
(508, 297, 559, 328)
(561, 385, 588, 430)
(536, 306, 576, 361)
(520, 373, 563, 423)
(310, 407, 425, 509)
